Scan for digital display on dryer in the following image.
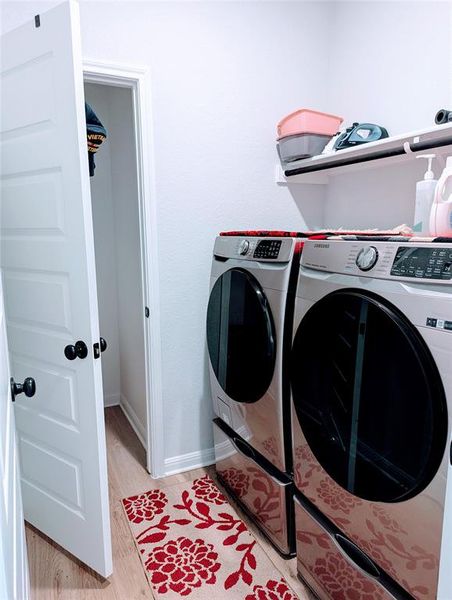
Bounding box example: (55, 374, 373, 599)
(391, 247, 452, 280)
(253, 240, 282, 259)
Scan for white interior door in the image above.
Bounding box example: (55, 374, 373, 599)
(0, 0, 112, 577)
(0, 275, 29, 600)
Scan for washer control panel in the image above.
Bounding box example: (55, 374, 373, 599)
(301, 239, 452, 285)
(253, 240, 282, 259)
(391, 247, 452, 280)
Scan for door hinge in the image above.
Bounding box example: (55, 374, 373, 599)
(34, 15, 41, 28)
(145, 307, 150, 318)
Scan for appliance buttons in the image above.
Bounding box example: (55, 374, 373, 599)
(356, 246, 379, 271)
(238, 240, 250, 256)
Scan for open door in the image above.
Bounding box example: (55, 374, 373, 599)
(0, 0, 112, 577)
(0, 276, 29, 600)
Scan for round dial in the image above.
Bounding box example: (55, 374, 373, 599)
(356, 246, 379, 271)
(238, 240, 250, 256)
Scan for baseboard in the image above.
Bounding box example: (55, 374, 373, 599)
(104, 393, 120, 407)
(164, 446, 215, 477)
(119, 394, 147, 450)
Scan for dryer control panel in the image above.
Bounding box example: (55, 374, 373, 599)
(253, 240, 282, 259)
(213, 236, 295, 263)
(391, 247, 452, 280)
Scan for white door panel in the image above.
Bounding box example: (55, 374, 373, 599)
(1, 1, 112, 577)
(0, 275, 29, 600)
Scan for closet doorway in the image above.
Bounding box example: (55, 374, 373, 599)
(83, 63, 163, 476)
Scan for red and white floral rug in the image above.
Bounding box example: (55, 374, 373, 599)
(122, 474, 301, 599)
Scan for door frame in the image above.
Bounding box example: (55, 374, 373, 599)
(83, 60, 165, 478)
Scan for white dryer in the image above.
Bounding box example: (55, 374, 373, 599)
(207, 234, 301, 555)
(290, 240, 452, 600)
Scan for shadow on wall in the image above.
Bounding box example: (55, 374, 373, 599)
(323, 161, 427, 230)
(283, 183, 326, 230)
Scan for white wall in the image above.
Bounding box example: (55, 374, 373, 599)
(84, 82, 122, 407)
(323, 1, 452, 230)
(328, 1, 452, 137)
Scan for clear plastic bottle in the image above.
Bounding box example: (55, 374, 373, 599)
(430, 156, 452, 237)
(413, 154, 436, 235)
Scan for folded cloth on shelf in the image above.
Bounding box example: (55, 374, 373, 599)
(219, 230, 306, 237)
(220, 225, 413, 238)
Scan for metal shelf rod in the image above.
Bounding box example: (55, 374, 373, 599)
(283, 124, 452, 178)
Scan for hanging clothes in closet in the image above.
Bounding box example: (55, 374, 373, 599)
(85, 103, 107, 177)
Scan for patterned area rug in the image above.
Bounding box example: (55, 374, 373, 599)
(122, 474, 301, 599)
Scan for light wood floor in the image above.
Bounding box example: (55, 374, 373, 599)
(26, 406, 312, 600)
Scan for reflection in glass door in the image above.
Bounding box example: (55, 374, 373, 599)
(291, 290, 448, 502)
(207, 268, 276, 404)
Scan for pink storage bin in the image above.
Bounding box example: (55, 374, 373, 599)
(277, 109, 343, 139)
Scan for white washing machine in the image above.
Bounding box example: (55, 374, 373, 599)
(290, 239, 452, 600)
(207, 234, 302, 554)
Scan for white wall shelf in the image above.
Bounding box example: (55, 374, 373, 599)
(277, 123, 452, 185)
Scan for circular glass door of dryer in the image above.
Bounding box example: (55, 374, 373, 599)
(290, 289, 448, 503)
(207, 268, 276, 404)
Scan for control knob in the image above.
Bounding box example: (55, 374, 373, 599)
(356, 246, 378, 271)
(238, 240, 250, 256)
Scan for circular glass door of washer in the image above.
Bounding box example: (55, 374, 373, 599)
(207, 268, 276, 404)
(290, 289, 448, 503)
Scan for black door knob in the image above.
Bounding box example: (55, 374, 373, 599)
(64, 340, 88, 360)
(100, 337, 107, 352)
(11, 377, 36, 402)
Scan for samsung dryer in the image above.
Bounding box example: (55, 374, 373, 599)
(207, 234, 301, 555)
(290, 240, 452, 600)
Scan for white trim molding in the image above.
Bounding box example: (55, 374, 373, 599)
(103, 393, 121, 408)
(83, 59, 165, 479)
(120, 394, 147, 450)
(164, 447, 216, 478)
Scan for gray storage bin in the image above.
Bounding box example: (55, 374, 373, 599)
(277, 133, 331, 162)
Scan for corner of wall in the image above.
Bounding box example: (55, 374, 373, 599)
(163, 447, 215, 478)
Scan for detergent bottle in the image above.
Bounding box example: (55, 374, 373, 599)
(414, 154, 436, 235)
(430, 156, 452, 237)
